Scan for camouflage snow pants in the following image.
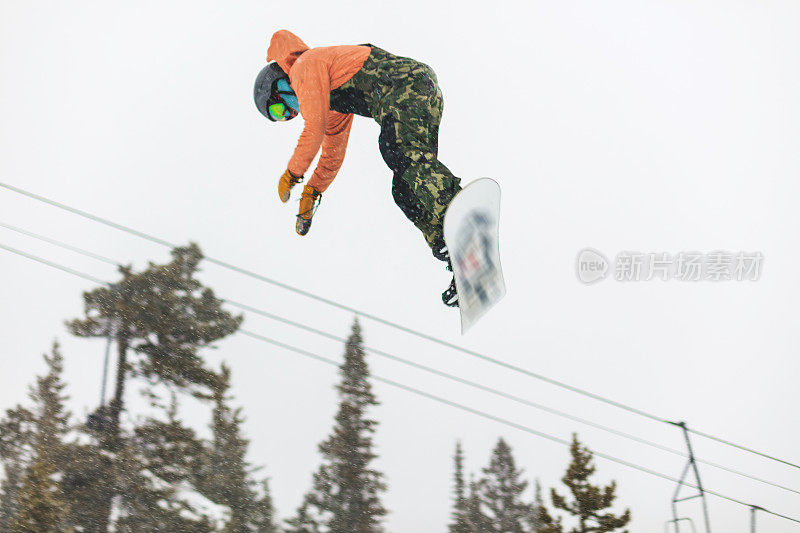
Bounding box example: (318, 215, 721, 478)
(332, 45, 461, 259)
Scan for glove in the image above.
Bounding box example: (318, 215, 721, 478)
(278, 169, 303, 203)
(296, 184, 321, 236)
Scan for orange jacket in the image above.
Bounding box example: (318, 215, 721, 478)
(267, 30, 370, 193)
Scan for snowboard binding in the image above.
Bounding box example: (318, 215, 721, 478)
(442, 276, 459, 307)
(434, 243, 459, 307)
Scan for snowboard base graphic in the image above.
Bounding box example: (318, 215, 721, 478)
(443, 178, 506, 334)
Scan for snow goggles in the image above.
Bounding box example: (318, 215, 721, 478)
(268, 102, 293, 121)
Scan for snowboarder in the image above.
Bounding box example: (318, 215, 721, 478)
(254, 30, 461, 307)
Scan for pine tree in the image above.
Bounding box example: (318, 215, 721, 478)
(287, 319, 387, 533)
(2, 343, 70, 532)
(70, 423, 220, 532)
(30, 343, 71, 453)
(112, 437, 215, 533)
(134, 400, 205, 487)
(68, 243, 242, 530)
(59, 442, 114, 532)
(213, 364, 252, 532)
(197, 363, 278, 533)
(549, 434, 630, 533)
(59, 400, 214, 532)
(68, 243, 242, 446)
(9, 446, 66, 533)
(449, 441, 469, 532)
(479, 438, 535, 533)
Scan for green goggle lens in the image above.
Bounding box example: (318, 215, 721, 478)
(268, 102, 288, 121)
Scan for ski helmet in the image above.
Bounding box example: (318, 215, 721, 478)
(254, 62, 298, 122)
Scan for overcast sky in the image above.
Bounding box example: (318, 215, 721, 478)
(1, 0, 799, 531)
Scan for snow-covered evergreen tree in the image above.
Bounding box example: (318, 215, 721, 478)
(197, 364, 278, 532)
(67, 243, 242, 529)
(68, 243, 242, 447)
(478, 438, 535, 533)
(287, 319, 386, 532)
(9, 447, 66, 533)
(4, 343, 70, 532)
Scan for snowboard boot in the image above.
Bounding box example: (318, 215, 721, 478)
(296, 185, 321, 236)
(442, 276, 459, 307)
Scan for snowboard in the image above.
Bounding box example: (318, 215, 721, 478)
(443, 178, 506, 334)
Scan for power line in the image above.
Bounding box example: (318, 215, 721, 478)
(2, 224, 796, 496)
(0, 221, 118, 265)
(0, 243, 107, 285)
(683, 428, 800, 472)
(2, 180, 799, 473)
(1, 242, 798, 526)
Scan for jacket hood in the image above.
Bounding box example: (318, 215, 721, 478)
(266, 30, 309, 74)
